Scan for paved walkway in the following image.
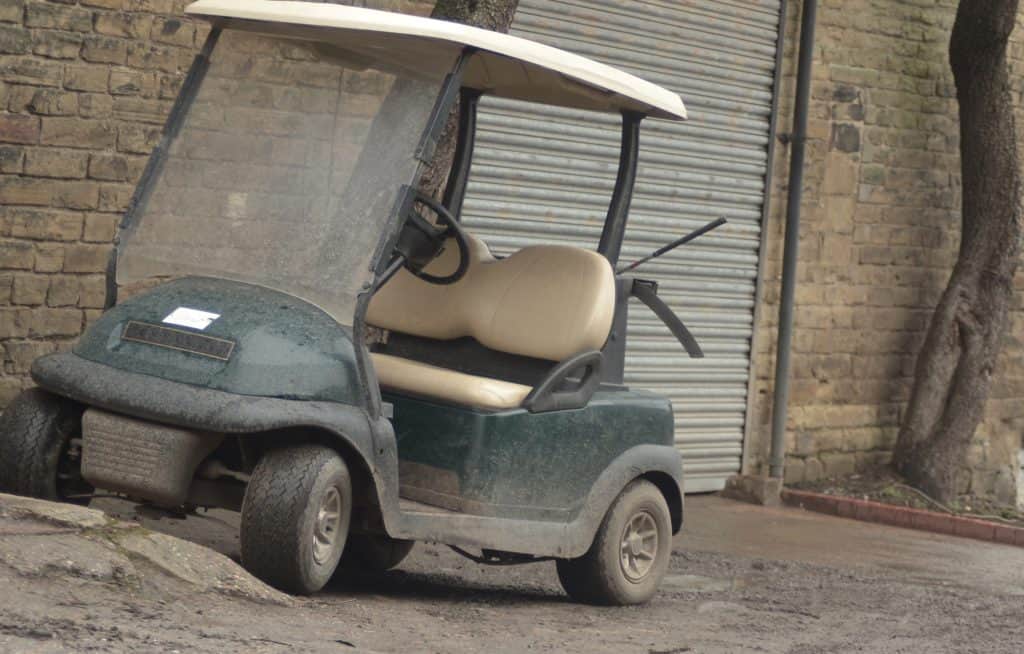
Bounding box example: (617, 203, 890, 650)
(682, 495, 1024, 596)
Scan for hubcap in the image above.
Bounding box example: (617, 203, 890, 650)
(312, 486, 343, 565)
(620, 511, 659, 582)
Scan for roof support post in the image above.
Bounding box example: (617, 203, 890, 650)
(598, 111, 644, 265)
(442, 88, 483, 219)
(356, 48, 475, 419)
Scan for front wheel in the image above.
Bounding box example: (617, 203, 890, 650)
(240, 445, 352, 595)
(556, 479, 672, 605)
(0, 388, 93, 505)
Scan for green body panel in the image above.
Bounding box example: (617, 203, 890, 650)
(386, 389, 676, 521)
(74, 277, 361, 404)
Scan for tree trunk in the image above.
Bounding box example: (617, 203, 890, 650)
(419, 0, 520, 198)
(892, 0, 1023, 502)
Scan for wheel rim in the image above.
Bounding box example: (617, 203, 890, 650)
(620, 510, 659, 582)
(312, 486, 343, 565)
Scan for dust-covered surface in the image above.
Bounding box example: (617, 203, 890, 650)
(0, 495, 1022, 653)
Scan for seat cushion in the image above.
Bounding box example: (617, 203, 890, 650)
(371, 352, 531, 410)
(367, 237, 615, 363)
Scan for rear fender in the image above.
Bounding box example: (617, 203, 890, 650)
(573, 444, 685, 549)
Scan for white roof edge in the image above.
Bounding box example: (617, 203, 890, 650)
(184, 0, 688, 121)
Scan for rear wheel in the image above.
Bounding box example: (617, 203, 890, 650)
(0, 388, 92, 505)
(240, 445, 351, 595)
(341, 534, 414, 572)
(556, 479, 672, 605)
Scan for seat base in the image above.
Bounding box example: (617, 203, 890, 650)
(370, 352, 531, 411)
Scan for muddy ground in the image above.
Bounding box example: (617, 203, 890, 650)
(1, 495, 1022, 653)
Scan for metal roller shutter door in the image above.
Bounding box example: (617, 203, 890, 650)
(460, 0, 783, 492)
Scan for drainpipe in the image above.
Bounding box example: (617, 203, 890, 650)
(769, 0, 817, 479)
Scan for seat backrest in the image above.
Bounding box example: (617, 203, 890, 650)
(367, 235, 615, 362)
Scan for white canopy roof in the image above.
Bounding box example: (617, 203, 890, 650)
(185, 0, 688, 121)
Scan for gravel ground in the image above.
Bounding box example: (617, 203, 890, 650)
(0, 496, 1021, 653)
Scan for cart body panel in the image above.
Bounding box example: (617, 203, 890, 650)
(387, 390, 674, 521)
(74, 277, 362, 405)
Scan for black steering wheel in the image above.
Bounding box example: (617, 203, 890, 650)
(402, 191, 471, 285)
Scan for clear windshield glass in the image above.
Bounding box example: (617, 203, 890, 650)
(117, 30, 453, 324)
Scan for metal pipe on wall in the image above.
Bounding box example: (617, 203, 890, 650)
(769, 0, 817, 479)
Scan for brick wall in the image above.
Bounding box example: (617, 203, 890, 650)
(0, 0, 206, 404)
(2, 1, 1022, 504)
(747, 0, 1024, 505)
(0, 0, 431, 405)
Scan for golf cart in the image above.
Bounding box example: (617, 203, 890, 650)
(0, 0, 715, 605)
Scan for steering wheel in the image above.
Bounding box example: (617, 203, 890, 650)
(404, 191, 471, 285)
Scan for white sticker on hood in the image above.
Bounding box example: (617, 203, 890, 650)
(162, 307, 220, 331)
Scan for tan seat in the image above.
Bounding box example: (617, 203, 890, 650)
(367, 235, 615, 410)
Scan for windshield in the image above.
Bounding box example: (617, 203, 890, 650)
(117, 30, 454, 324)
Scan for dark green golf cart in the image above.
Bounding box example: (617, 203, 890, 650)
(0, 0, 712, 605)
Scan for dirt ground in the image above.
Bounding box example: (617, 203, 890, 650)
(1, 495, 1022, 654)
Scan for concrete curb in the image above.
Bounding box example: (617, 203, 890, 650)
(781, 489, 1024, 548)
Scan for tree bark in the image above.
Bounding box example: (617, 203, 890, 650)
(892, 0, 1022, 502)
(419, 0, 520, 198)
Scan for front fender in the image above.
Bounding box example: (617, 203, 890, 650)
(33, 351, 389, 469)
(33, 351, 401, 522)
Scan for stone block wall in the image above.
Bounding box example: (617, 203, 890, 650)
(2, 0, 1022, 504)
(0, 0, 431, 404)
(747, 0, 1024, 505)
(0, 0, 205, 404)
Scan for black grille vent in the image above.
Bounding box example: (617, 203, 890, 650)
(122, 321, 235, 361)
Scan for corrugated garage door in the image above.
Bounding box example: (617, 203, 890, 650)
(460, 0, 783, 492)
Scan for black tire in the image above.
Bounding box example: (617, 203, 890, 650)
(0, 388, 92, 505)
(340, 534, 414, 572)
(240, 445, 352, 595)
(556, 479, 672, 606)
